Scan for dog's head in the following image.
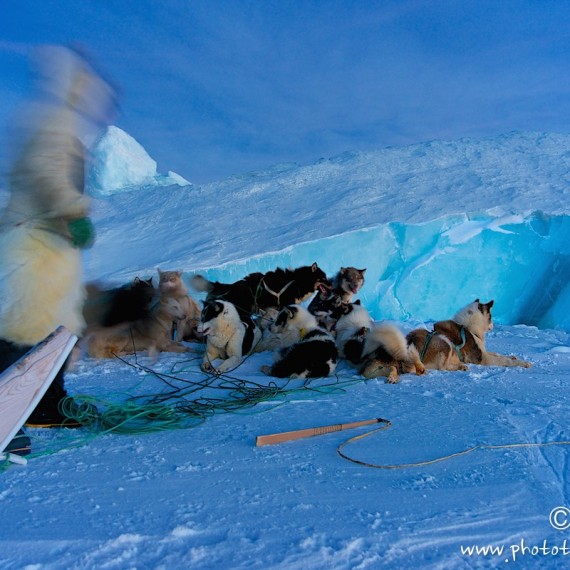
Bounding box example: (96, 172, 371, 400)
(159, 297, 186, 321)
(132, 276, 155, 303)
(158, 269, 183, 294)
(256, 307, 280, 331)
(295, 263, 331, 297)
(198, 300, 226, 336)
(337, 267, 366, 295)
(271, 304, 318, 335)
(454, 298, 495, 337)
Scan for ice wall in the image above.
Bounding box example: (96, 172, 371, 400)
(191, 213, 570, 331)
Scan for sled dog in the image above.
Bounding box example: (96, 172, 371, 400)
(308, 267, 366, 329)
(359, 323, 426, 383)
(158, 269, 202, 342)
(83, 276, 156, 328)
(262, 304, 319, 350)
(261, 305, 338, 378)
(87, 297, 192, 358)
(407, 299, 532, 371)
(191, 263, 329, 319)
(198, 300, 262, 373)
(334, 303, 425, 383)
(334, 302, 373, 362)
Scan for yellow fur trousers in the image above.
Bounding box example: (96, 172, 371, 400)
(0, 224, 85, 345)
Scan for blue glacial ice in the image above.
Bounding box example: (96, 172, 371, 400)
(196, 212, 570, 332)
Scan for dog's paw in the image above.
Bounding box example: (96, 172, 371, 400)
(201, 361, 212, 372)
(519, 359, 532, 368)
(386, 366, 400, 384)
(260, 365, 272, 376)
(458, 363, 469, 371)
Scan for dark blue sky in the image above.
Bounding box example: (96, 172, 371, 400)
(1, 0, 569, 183)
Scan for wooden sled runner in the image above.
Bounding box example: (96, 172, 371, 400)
(0, 326, 78, 466)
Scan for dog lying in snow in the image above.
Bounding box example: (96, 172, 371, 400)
(308, 266, 366, 329)
(86, 297, 193, 358)
(335, 303, 425, 383)
(334, 302, 373, 362)
(260, 305, 338, 378)
(191, 263, 329, 320)
(83, 276, 156, 328)
(198, 300, 262, 373)
(406, 299, 532, 371)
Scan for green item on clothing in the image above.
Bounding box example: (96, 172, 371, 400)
(67, 217, 95, 249)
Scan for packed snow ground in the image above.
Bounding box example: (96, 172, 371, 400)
(1, 131, 570, 569)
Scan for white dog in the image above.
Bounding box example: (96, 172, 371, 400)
(198, 300, 261, 373)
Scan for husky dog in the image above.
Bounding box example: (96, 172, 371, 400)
(359, 324, 426, 384)
(262, 304, 319, 350)
(83, 277, 156, 328)
(334, 303, 373, 363)
(261, 305, 337, 378)
(198, 300, 262, 373)
(158, 269, 202, 342)
(191, 263, 329, 320)
(308, 267, 366, 330)
(407, 299, 532, 371)
(87, 297, 192, 358)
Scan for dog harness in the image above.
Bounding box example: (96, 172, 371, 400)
(259, 278, 295, 307)
(419, 325, 467, 363)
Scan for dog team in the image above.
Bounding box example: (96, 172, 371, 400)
(79, 263, 532, 382)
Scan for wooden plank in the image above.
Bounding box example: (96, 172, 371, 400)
(0, 326, 77, 454)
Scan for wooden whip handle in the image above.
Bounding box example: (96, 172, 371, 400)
(256, 418, 382, 446)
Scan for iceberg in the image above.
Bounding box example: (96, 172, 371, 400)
(86, 126, 190, 196)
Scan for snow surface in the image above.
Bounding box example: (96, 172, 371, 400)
(2, 130, 570, 569)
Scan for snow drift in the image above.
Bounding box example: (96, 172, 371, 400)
(85, 130, 570, 332)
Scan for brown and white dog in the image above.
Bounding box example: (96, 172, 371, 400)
(407, 299, 532, 371)
(335, 303, 425, 383)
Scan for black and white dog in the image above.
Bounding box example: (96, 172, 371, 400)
(191, 263, 329, 320)
(261, 305, 338, 378)
(198, 300, 261, 373)
(334, 302, 373, 364)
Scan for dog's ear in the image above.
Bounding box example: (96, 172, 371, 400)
(286, 306, 296, 319)
(354, 299, 361, 305)
(311, 262, 318, 272)
(474, 298, 480, 304)
(487, 300, 494, 309)
(134, 277, 141, 284)
(359, 268, 367, 274)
